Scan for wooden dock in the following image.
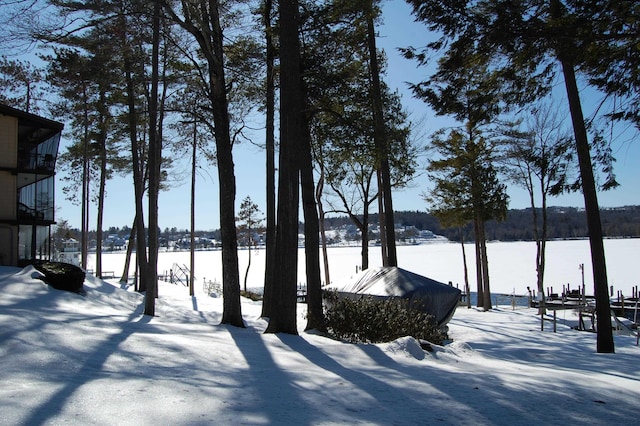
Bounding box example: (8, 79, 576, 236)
(532, 294, 638, 335)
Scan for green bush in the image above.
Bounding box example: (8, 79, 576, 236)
(34, 261, 85, 294)
(323, 290, 445, 345)
(241, 290, 262, 301)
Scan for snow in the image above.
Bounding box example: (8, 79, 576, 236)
(96, 238, 639, 297)
(1, 239, 639, 425)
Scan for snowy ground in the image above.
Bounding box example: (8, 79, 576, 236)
(1, 240, 639, 425)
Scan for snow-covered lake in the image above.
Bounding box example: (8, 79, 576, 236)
(90, 238, 639, 298)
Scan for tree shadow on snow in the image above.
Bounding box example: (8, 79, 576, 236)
(19, 310, 149, 425)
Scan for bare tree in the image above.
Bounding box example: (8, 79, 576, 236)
(503, 100, 574, 312)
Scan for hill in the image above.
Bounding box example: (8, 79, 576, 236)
(325, 205, 640, 241)
(62, 206, 640, 245)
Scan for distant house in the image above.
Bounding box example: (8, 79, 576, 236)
(0, 104, 63, 266)
(58, 238, 81, 266)
(103, 234, 127, 251)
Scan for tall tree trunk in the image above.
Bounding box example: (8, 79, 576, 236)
(121, 15, 148, 294)
(207, 0, 243, 327)
(537, 180, 548, 314)
(134, 200, 147, 294)
(480, 222, 491, 310)
(540, 193, 548, 293)
(120, 217, 137, 283)
(265, 0, 302, 334)
(550, 0, 613, 353)
(162, 0, 243, 325)
(366, 8, 396, 267)
(316, 167, 331, 286)
(189, 118, 196, 297)
(559, 59, 614, 353)
(244, 241, 251, 293)
(549, 0, 613, 352)
(145, 0, 161, 317)
(361, 210, 369, 271)
(300, 112, 324, 331)
(81, 87, 89, 271)
(459, 227, 471, 309)
(473, 216, 484, 308)
(376, 173, 387, 266)
(528, 170, 546, 313)
(95, 93, 108, 278)
(96, 129, 106, 278)
(262, 0, 276, 318)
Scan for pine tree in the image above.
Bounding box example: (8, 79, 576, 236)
(403, 0, 633, 350)
(426, 128, 508, 310)
(236, 197, 263, 293)
(265, 0, 304, 335)
(0, 57, 45, 113)
(163, 0, 244, 327)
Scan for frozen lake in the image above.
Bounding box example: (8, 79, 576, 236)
(90, 238, 639, 297)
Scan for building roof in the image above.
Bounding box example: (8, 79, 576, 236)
(0, 103, 64, 147)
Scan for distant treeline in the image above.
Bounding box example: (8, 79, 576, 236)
(324, 206, 640, 242)
(71, 205, 640, 244)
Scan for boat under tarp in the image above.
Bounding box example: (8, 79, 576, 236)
(325, 266, 461, 329)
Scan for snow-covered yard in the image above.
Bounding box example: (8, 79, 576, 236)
(1, 248, 639, 425)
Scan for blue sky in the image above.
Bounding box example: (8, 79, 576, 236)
(54, 0, 639, 231)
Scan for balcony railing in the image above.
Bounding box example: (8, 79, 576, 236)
(17, 153, 56, 173)
(18, 202, 54, 222)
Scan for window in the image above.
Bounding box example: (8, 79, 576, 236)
(18, 175, 55, 222)
(18, 225, 32, 262)
(18, 225, 51, 262)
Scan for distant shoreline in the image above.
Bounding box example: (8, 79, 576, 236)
(89, 238, 639, 298)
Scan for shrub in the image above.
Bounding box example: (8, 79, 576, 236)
(34, 261, 85, 294)
(241, 290, 262, 301)
(323, 290, 445, 345)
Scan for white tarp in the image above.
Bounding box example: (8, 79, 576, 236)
(326, 266, 461, 328)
